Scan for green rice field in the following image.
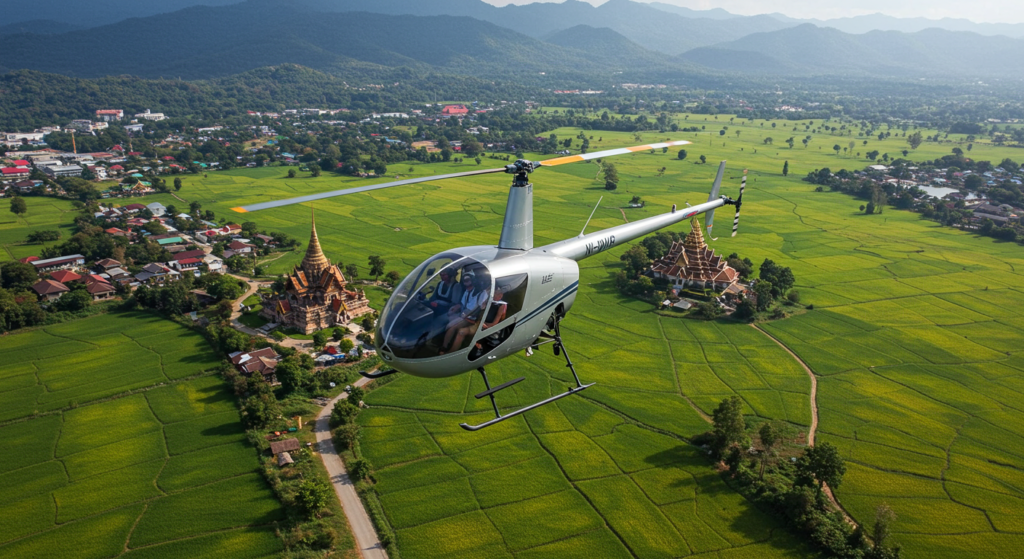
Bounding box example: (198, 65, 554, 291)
(7, 113, 1024, 557)
(0, 312, 285, 558)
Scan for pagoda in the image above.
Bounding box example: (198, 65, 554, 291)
(261, 211, 372, 334)
(650, 217, 739, 292)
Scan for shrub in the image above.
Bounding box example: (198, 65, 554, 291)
(349, 459, 370, 481)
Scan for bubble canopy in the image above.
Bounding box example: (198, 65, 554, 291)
(376, 249, 494, 360)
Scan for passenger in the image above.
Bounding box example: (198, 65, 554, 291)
(447, 287, 506, 355)
(427, 269, 462, 314)
(446, 273, 487, 322)
(440, 274, 490, 353)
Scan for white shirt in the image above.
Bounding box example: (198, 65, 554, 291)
(460, 288, 488, 314)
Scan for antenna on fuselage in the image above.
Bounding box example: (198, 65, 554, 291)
(578, 196, 604, 238)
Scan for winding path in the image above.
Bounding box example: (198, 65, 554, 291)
(315, 376, 389, 559)
(750, 323, 857, 527)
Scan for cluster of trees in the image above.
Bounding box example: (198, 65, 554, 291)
(700, 396, 900, 559)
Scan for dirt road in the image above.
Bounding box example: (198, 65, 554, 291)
(315, 377, 388, 559)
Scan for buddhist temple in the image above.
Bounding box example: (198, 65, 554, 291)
(650, 217, 739, 292)
(261, 211, 372, 333)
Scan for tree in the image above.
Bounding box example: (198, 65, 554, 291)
(758, 421, 781, 480)
(207, 274, 244, 301)
(695, 301, 722, 320)
(782, 161, 789, 176)
(173, 177, 182, 191)
(332, 328, 345, 342)
(869, 504, 900, 559)
(677, 149, 687, 161)
(309, 163, 321, 177)
(313, 330, 328, 350)
(712, 395, 746, 455)
(367, 255, 385, 282)
(56, 289, 91, 312)
(620, 245, 651, 279)
(349, 458, 371, 481)
(189, 201, 202, 214)
(699, 155, 707, 164)
(287, 169, 296, 178)
(796, 441, 846, 491)
(602, 161, 619, 186)
(385, 270, 401, 285)
(754, 280, 774, 311)
(759, 259, 795, 298)
(344, 264, 359, 280)
(241, 392, 280, 428)
(907, 131, 923, 149)
(338, 338, 354, 353)
(1, 262, 38, 290)
(348, 385, 365, 404)
(336, 423, 360, 450)
(833, 144, 841, 156)
(9, 197, 27, 217)
(275, 358, 312, 393)
(297, 479, 332, 518)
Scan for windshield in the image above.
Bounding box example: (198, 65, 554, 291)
(379, 256, 492, 359)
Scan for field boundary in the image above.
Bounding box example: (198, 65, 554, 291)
(751, 323, 857, 528)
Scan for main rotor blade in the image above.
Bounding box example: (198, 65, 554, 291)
(539, 140, 692, 167)
(231, 167, 506, 213)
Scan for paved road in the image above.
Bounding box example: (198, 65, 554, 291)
(315, 376, 389, 559)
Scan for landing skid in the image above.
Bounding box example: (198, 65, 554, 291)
(460, 315, 594, 431)
(359, 368, 398, 380)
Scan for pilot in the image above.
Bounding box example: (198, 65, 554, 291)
(427, 268, 462, 314)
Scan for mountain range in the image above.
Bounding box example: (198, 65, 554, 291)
(0, 0, 1022, 81)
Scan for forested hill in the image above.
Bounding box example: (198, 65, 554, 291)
(681, 24, 1024, 77)
(0, 2, 695, 82)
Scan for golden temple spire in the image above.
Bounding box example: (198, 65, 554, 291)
(302, 207, 330, 276)
(684, 216, 707, 251)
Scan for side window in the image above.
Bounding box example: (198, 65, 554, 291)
(483, 273, 527, 330)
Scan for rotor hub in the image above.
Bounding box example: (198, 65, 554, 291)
(505, 159, 539, 186)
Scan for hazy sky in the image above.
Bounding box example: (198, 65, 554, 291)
(482, 0, 1022, 24)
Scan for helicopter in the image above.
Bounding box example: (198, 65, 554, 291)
(233, 141, 746, 430)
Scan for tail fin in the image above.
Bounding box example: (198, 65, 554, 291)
(705, 161, 726, 237)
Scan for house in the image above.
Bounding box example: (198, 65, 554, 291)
(31, 254, 85, 273)
(173, 258, 202, 272)
(173, 249, 206, 262)
(442, 104, 469, 116)
(96, 110, 124, 122)
(44, 165, 83, 178)
(123, 203, 147, 213)
(105, 267, 131, 282)
(269, 438, 301, 456)
(50, 269, 82, 284)
(32, 279, 69, 302)
(135, 263, 179, 284)
(146, 202, 167, 217)
(229, 347, 279, 384)
(11, 180, 42, 193)
(1, 167, 31, 179)
(155, 236, 184, 246)
(85, 280, 116, 300)
(228, 240, 254, 253)
(94, 258, 122, 271)
(135, 110, 166, 121)
(204, 254, 224, 272)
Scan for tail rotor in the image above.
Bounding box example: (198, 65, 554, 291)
(731, 170, 747, 238)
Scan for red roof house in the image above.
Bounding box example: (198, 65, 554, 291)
(32, 279, 70, 301)
(50, 270, 82, 283)
(442, 104, 469, 115)
(19, 256, 39, 264)
(12, 160, 29, 166)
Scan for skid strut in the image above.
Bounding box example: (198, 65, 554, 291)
(460, 316, 594, 431)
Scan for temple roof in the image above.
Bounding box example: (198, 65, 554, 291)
(302, 209, 330, 277)
(651, 217, 738, 285)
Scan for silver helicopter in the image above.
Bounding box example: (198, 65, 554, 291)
(233, 141, 746, 430)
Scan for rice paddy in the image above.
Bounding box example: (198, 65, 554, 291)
(0, 314, 284, 558)
(6, 112, 1024, 557)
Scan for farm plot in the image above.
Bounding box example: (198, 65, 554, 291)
(0, 312, 284, 558)
(130, 124, 1024, 557)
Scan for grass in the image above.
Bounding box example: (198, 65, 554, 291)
(0, 312, 287, 558)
